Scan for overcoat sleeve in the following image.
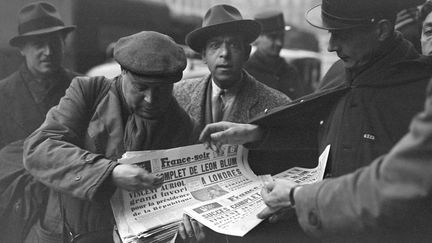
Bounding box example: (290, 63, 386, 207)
(294, 82, 432, 238)
(23, 77, 118, 201)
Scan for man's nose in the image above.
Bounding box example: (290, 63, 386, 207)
(327, 35, 339, 53)
(144, 89, 156, 104)
(219, 43, 230, 57)
(42, 43, 52, 55)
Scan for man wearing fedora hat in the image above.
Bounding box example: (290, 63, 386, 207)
(174, 4, 290, 133)
(0, 1, 79, 149)
(23, 31, 198, 243)
(197, 0, 432, 241)
(174, 4, 292, 243)
(244, 10, 304, 99)
(0, 2, 80, 243)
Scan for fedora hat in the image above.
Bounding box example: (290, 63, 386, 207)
(9, 1, 76, 47)
(306, 0, 426, 30)
(254, 10, 290, 34)
(186, 5, 261, 53)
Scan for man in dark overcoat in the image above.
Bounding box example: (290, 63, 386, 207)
(24, 31, 198, 243)
(198, 0, 432, 241)
(245, 10, 305, 99)
(0, 1, 79, 149)
(0, 2, 79, 242)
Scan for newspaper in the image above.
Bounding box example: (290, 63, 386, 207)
(111, 144, 330, 242)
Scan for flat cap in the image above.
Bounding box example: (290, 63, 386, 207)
(114, 31, 186, 83)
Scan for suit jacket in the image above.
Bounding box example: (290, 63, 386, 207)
(173, 71, 291, 130)
(0, 65, 79, 149)
(295, 80, 432, 242)
(24, 76, 196, 239)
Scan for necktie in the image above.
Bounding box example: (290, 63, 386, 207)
(213, 89, 225, 122)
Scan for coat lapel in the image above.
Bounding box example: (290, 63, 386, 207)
(87, 90, 125, 159)
(9, 73, 45, 134)
(227, 73, 259, 123)
(187, 75, 211, 128)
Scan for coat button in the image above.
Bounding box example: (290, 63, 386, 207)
(74, 175, 81, 181)
(308, 211, 321, 228)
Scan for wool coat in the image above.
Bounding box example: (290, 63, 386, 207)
(173, 71, 291, 130)
(248, 35, 432, 242)
(23, 76, 197, 241)
(257, 34, 432, 177)
(245, 50, 305, 99)
(0, 65, 79, 149)
(174, 71, 293, 243)
(295, 80, 432, 242)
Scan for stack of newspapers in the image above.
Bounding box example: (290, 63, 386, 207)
(111, 144, 330, 242)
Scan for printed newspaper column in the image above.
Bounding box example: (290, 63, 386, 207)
(110, 144, 255, 242)
(183, 145, 330, 237)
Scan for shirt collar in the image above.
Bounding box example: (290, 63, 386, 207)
(211, 72, 244, 98)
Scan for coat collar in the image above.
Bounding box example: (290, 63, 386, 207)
(349, 33, 422, 87)
(186, 70, 260, 127)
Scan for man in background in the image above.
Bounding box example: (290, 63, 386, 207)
(245, 10, 303, 99)
(0, 2, 79, 242)
(0, 1, 79, 149)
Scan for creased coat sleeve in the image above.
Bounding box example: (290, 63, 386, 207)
(294, 83, 432, 238)
(23, 77, 118, 201)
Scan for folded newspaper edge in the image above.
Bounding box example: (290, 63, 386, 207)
(111, 144, 330, 242)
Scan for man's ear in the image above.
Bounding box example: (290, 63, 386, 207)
(375, 19, 394, 42)
(244, 44, 251, 61)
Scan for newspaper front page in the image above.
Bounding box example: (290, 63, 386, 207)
(111, 144, 330, 242)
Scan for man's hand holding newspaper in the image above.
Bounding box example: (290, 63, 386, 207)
(110, 143, 330, 242)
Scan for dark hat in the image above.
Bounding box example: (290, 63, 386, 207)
(114, 31, 187, 84)
(254, 10, 290, 34)
(185, 4, 261, 53)
(306, 0, 426, 30)
(9, 1, 76, 47)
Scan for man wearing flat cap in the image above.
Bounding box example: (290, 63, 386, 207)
(245, 10, 304, 99)
(197, 0, 432, 241)
(23, 31, 198, 243)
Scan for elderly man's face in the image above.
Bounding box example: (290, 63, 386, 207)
(421, 12, 432, 55)
(327, 26, 380, 70)
(255, 31, 285, 57)
(19, 32, 65, 77)
(122, 71, 173, 119)
(202, 34, 249, 89)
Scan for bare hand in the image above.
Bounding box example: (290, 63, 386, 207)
(257, 179, 297, 222)
(199, 121, 264, 152)
(178, 214, 207, 243)
(111, 164, 163, 191)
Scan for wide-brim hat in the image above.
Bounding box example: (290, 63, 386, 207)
(306, 0, 426, 30)
(10, 1, 76, 47)
(254, 10, 290, 34)
(186, 4, 261, 53)
(114, 31, 186, 84)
